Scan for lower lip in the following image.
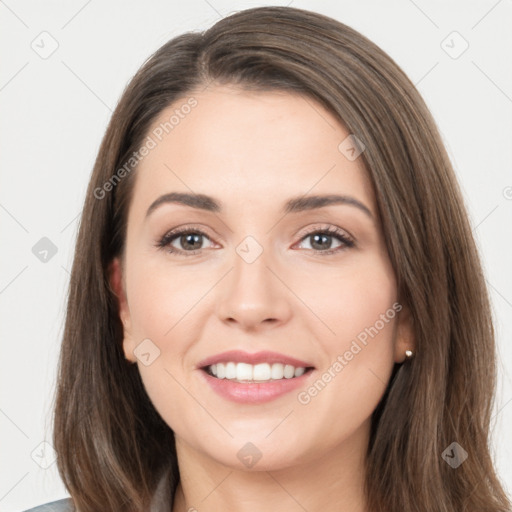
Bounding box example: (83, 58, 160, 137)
(199, 369, 314, 404)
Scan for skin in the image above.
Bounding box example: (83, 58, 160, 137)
(109, 84, 414, 512)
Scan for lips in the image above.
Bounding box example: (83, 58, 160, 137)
(196, 350, 316, 403)
(196, 350, 314, 369)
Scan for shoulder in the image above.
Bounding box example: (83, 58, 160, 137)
(22, 498, 74, 512)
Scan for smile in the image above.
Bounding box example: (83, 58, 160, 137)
(197, 350, 315, 403)
(205, 362, 311, 382)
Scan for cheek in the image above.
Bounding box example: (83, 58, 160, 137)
(127, 255, 210, 344)
(292, 250, 397, 345)
(292, 253, 397, 421)
(125, 256, 215, 426)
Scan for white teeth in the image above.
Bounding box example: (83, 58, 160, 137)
(225, 362, 236, 379)
(253, 363, 271, 381)
(271, 363, 284, 380)
(237, 363, 253, 381)
(216, 363, 225, 379)
(283, 364, 295, 379)
(207, 362, 308, 381)
(294, 366, 305, 377)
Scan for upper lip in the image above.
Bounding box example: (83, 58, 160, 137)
(196, 350, 314, 369)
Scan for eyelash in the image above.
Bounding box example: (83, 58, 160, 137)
(155, 224, 355, 257)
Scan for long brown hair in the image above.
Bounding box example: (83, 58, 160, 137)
(53, 6, 511, 511)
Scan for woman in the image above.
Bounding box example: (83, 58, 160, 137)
(26, 5, 510, 512)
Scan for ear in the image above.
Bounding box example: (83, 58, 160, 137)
(108, 257, 137, 363)
(393, 303, 415, 363)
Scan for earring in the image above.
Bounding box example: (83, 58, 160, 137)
(404, 349, 413, 359)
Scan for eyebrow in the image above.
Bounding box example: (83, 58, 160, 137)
(145, 192, 373, 219)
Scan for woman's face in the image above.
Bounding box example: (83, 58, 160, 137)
(110, 84, 413, 471)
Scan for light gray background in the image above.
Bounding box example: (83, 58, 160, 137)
(1, 1, 511, 510)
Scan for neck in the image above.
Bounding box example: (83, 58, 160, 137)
(171, 422, 369, 512)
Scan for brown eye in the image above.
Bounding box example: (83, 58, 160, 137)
(175, 232, 204, 251)
(306, 233, 340, 251)
(157, 228, 215, 256)
(296, 226, 355, 255)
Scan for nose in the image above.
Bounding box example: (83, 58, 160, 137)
(216, 244, 293, 332)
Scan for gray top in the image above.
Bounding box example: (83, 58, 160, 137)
(23, 498, 74, 512)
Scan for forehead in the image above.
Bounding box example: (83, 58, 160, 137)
(130, 85, 375, 216)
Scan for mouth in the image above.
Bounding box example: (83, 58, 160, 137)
(196, 350, 316, 403)
(202, 362, 315, 383)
